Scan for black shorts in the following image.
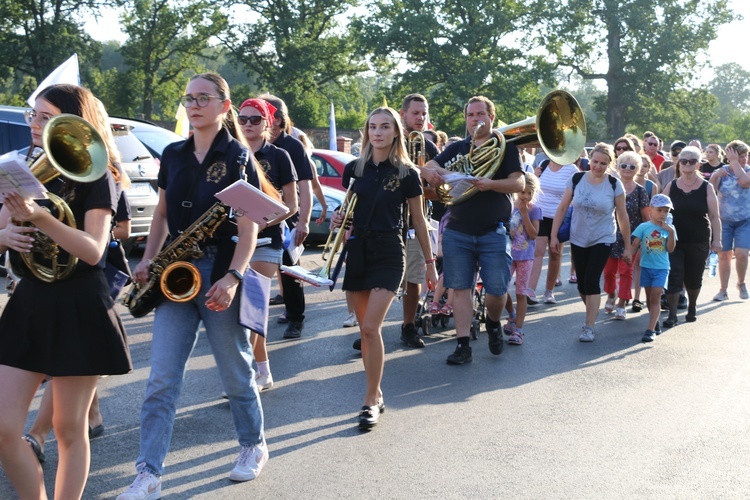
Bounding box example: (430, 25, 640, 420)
(538, 217, 554, 238)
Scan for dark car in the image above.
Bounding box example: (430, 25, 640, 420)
(0, 105, 31, 154)
(311, 149, 355, 192)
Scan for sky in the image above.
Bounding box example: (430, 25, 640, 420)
(85, 0, 750, 76)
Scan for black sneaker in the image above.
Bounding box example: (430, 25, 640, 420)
(487, 326, 504, 355)
(655, 321, 661, 335)
(660, 295, 669, 310)
(358, 405, 380, 430)
(685, 306, 697, 322)
(446, 344, 472, 365)
(631, 299, 643, 313)
(283, 321, 304, 339)
(678, 295, 688, 310)
(352, 338, 362, 350)
(400, 324, 425, 348)
(642, 330, 656, 343)
(662, 316, 678, 328)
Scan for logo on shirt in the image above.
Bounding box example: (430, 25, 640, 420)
(206, 161, 227, 183)
(258, 159, 272, 175)
(384, 174, 401, 192)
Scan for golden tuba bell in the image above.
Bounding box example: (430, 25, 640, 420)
(20, 113, 109, 282)
(436, 90, 586, 205)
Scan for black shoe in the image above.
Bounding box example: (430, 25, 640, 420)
(655, 321, 661, 335)
(663, 316, 678, 328)
(685, 306, 697, 322)
(631, 299, 643, 313)
(446, 344, 472, 365)
(400, 324, 425, 348)
(358, 405, 380, 429)
(660, 295, 669, 310)
(23, 434, 45, 464)
(642, 330, 656, 343)
(283, 321, 303, 339)
(487, 326, 504, 355)
(678, 295, 688, 310)
(269, 294, 284, 305)
(352, 338, 362, 350)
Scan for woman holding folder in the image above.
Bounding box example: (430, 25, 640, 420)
(118, 73, 279, 500)
(238, 97, 297, 391)
(332, 107, 437, 430)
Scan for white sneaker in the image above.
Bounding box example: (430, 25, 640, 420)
(229, 440, 269, 482)
(543, 290, 557, 304)
(713, 290, 729, 302)
(117, 470, 161, 500)
(343, 312, 358, 327)
(614, 307, 626, 320)
(579, 325, 595, 342)
(256, 372, 274, 391)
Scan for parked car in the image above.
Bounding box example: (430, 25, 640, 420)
(306, 184, 347, 245)
(0, 105, 183, 254)
(310, 149, 355, 191)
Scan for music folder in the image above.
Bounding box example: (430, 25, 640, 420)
(0, 151, 47, 200)
(214, 179, 289, 225)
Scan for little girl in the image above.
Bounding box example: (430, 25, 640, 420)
(504, 172, 542, 345)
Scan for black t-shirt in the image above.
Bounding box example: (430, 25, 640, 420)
(115, 191, 131, 224)
(701, 161, 724, 179)
(273, 131, 315, 226)
(255, 140, 297, 248)
(342, 159, 423, 233)
(432, 136, 522, 235)
(158, 128, 261, 241)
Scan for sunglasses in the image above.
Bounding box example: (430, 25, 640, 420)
(671, 149, 682, 156)
(619, 164, 637, 170)
(238, 115, 264, 126)
(615, 145, 630, 151)
(678, 158, 699, 166)
(646, 141, 658, 146)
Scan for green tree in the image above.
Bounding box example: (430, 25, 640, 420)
(119, 0, 227, 120)
(0, 0, 104, 85)
(355, 0, 556, 135)
(222, 0, 367, 127)
(534, 0, 732, 138)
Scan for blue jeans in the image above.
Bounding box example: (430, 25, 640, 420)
(136, 252, 264, 476)
(442, 227, 512, 296)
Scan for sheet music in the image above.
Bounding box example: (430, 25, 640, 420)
(0, 151, 47, 200)
(214, 179, 289, 225)
(441, 172, 476, 200)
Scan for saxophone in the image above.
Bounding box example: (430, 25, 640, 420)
(124, 202, 230, 317)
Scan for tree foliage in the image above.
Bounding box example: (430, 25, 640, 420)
(221, 0, 367, 128)
(355, 0, 557, 135)
(534, 0, 732, 139)
(119, 0, 227, 120)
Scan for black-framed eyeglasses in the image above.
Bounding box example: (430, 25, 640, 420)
(180, 94, 222, 108)
(619, 163, 637, 170)
(238, 115, 264, 126)
(24, 109, 53, 125)
(678, 158, 699, 166)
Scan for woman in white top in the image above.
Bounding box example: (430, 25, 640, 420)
(527, 159, 580, 304)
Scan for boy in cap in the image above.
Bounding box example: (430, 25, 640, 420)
(631, 194, 677, 342)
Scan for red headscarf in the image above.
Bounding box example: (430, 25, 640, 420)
(239, 98, 277, 123)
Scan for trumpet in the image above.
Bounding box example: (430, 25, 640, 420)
(280, 179, 356, 287)
(408, 130, 426, 167)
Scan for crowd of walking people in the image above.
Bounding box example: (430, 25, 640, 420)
(0, 75, 748, 499)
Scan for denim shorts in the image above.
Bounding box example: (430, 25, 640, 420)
(442, 227, 512, 296)
(250, 245, 283, 265)
(721, 218, 750, 252)
(640, 266, 669, 289)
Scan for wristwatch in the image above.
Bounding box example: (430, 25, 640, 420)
(227, 269, 244, 282)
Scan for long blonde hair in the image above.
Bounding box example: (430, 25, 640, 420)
(354, 107, 413, 179)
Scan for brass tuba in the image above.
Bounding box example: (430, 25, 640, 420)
(436, 90, 586, 205)
(20, 114, 109, 282)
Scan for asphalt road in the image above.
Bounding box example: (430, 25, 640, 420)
(1, 248, 749, 499)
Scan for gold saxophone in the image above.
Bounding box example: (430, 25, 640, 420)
(124, 202, 230, 317)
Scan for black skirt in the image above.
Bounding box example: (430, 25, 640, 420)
(343, 231, 405, 293)
(0, 269, 132, 376)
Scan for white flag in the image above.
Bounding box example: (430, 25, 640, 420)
(174, 81, 190, 138)
(329, 102, 337, 151)
(27, 54, 81, 107)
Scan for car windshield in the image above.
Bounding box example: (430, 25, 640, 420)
(131, 128, 183, 158)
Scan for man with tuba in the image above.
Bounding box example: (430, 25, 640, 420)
(421, 96, 524, 365)
(397, 93, 440, 348)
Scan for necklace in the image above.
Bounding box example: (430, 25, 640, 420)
(681, 175, 700, 189)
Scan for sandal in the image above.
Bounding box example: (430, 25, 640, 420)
(439, 304, 453, 316)
(508, 330, 525, 345)
(23, 434, 45, 464)
(568, 274, 577, 284)
(631, 299, 643, 313)
(429, 302, 441, 315)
